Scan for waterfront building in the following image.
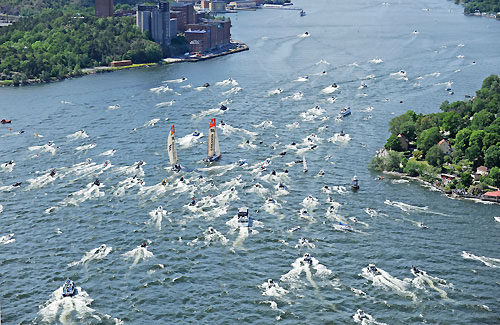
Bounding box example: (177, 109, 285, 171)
(185, 18, 231, 53)
(95, 0, 114, 17)
(185, 29, 210, 52)
(397, 133, 409, 151)
(228, 1, 257, 10)
(437, 139, 452, 155)
(201, 0, 211, 10)
(210, 1, 227, 13)
(136, 2, 171, 46)
(171, 2, 196, 32)
(110, 60, 132, 67)
(170, 18, 178, 38)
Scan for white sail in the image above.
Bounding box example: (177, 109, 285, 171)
(303, 156, 308, 172)
(168, 125, 178, 166)
(214, 125, 221, 157)
(208, 118, 217, 158)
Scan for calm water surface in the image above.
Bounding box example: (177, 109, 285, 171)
(1, 0, 500, 323)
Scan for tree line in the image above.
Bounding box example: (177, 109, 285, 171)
(1, 0, 153, 15)
(0, 7, 162, 84)
(454, 0, 500, 14)
(371, 75, 500, 193)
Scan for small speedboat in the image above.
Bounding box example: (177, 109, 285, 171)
(367, 264, 380, 276)
(339, 106, 351, 117)
(411, 266, 423, 276)
(237, 207, 252, 227)
(302, 253, 313, 265)
(220, 104, 228, 111)
(351, 175, 360, 190)
(192, 130, 200, 137)
(202, 82, 210, 87)
(335, 222, 353, 232)
(62, 279, 77, 297)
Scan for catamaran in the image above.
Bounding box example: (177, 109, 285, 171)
(206, 118, 221, 162)
(168, 125, 181, 171)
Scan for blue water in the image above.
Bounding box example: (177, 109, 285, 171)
(1, 0, 500, 323)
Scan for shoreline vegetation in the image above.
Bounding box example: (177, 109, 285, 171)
(0, 41, 249, 87)
(453, 0, 500, 16)
(371, 75, 500, 205)
(0, 3, 247, 87)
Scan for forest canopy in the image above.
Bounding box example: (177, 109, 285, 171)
(454, 0, 500, 14)
(0, 8, 162, 83)
(371, 75, 500, 192)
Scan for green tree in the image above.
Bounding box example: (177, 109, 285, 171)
(388, 110, 417, 140)
(459, 172, 473, 189)
(441, 111, 463, 137)
(425, 144, 444, 167)
(384, 134, 403, 151)
(417, 126, 440, 153)
(484, 145, 500, 168)
(487, 167, 500, 187)
(455, 128, 472, 152)
(471, 109, 495, 130)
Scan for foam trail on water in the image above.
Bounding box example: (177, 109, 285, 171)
(35, 286, 123, 324)
(122, 245, 154, 268)
(462, 251, 500, 268)
(67, 244, 112, 267)
(148, 206, 167, 230)
(0, 233, 15, 245)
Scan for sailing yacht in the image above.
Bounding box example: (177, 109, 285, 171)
(206, 118, 221, 162)
(168, 125, 181, 171)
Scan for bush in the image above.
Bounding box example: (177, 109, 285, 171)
(369, 151, 404, 172)
(403, 158, 438, 178)
(426, 144, 444, 167)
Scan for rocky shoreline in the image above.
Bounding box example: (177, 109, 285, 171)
(381, 171, 500, 205)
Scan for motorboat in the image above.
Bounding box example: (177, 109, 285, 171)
(351, 175, 360, 190)
(302, 253, 313, 265)
(334, 222, 353, 232)
(339, 106, 351, 117)
(411, 266, 423, 276)
(237, 207, 252, 227)
(367, 264, 381, 276)
(62, 279, 77, 297)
